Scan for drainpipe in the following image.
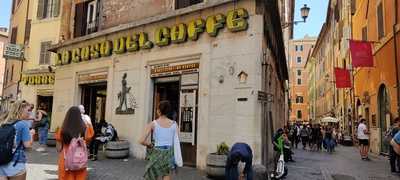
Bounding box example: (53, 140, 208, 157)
(17, 0, 30, 100)
(394, 0, 400, 116)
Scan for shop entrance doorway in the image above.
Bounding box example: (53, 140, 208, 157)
(153, 75, 198, 166)
(81, 83, 107, 125)
(37, 95, 53, 125)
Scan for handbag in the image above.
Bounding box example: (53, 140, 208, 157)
(173, 123, 183, 167)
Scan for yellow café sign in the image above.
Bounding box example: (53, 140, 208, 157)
(21, 74, 55, 85)
(56, 8, 249, 66)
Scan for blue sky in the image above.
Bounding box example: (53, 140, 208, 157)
(294, 0, 329, 39)
(0, 0, 11, 28)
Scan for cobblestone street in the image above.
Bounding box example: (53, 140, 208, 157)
(26, 143, 209, 180)
(25, 143, 400, 180)
(286, 145, 400, 180)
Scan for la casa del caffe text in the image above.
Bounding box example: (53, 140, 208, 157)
(45, 4, 288, 169)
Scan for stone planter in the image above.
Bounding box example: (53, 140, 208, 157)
(46, 132, 56, 147)
(105, 140, 130, 159)
(206, 153, 227, 178)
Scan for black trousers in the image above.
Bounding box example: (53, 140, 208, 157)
(389, 146, 400, 172)
(89, 139, 103, 156)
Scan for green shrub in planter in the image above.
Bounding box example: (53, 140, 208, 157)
(217, 142, 230, 155)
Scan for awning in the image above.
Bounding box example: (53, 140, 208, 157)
(321, 116, 339, 123)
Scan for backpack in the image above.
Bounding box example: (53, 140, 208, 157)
(64, 137, 88, 171)
(383, 127, 394, 145)
(0, 121, 21, 166)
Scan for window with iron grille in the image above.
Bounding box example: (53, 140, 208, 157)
(297, 78, 302, 85)
(175, 0, 203, 9)
(297, 70, 301, 76)
(37, 0, 60, 20)
(377, 2, 384, 39)
(39, 41, 52, 65)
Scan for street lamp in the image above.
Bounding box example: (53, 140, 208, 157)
(282, 4, 310, 28)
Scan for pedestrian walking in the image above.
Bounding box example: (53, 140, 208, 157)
(357, 119, 370, 160)
(55, 106, 94, 180)
(294, 124, 301, 149)
(225, 143, 253, 180)
(0, 100, 35, 180)
(388, 117, 400, 173)
(140, 101, 182, 180)
(300, 126, 308, 150)
(307, 124, 313, 148)
(314, 124, 323, 151)
(34, 103, 49, 152)
(323, 126, 334, 153)
(78, 105, 92, 127)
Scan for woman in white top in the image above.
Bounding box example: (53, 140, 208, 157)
(139, 101, 178, 180)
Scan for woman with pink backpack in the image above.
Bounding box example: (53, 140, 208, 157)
(56, 106, 94, 180)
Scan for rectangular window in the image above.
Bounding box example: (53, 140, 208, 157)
(39, 41, 52, 65)
(297, 78, 302, 85)
(297, 110, 302, 119)
(362, 26, 367, 41)
(74, 1, 99, 38)
(377, 2, 384, 39)
(37, 0, 60, 20)
(297, 57, 302, 63)
(296, 96, 304, 103)
(295, 45, 298, 51)
(351, 0, 356, 15)
(11, 0, 16, 14)
(297, 70, 301, 76)
(10, 27, 18, 44)
(24, 19, 31, 44)
(176, 0, 203, 9)
(300, 45, 303, 51)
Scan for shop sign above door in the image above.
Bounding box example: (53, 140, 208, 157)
(55, 8, 249, 66)
(4, 44, 24, 59)
(21, 74, 55, 85)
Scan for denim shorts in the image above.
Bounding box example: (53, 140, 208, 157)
(0, 161, 26, 177)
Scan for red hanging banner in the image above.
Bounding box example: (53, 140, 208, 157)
(334, 68, 352, 88)
(349, 40, 374, 67)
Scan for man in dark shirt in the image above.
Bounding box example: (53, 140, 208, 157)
(389, 117, 400, 173)
(225, 143, 253, 180)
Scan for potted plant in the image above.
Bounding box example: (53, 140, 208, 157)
(206, 142, 230, 177)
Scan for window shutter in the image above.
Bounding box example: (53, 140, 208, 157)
(44, 41, 52, 64)
(11, 27, 18, 44)
(74, 2, 87, 38)
(377, 3, 384, 39)
(351, 0, 356, 15)
(11, 0, 16, 14)
(24, 19, 31, 44)
(37, 0, 45, 19)
(362, 26, 367, 41)
(40, 42, 46, 64)
(52, 0, 60, 17)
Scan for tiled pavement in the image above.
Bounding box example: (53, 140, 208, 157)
(25, 143, 400, 180)
(286, 145, 400, 180)
(26, 143, 210, 180)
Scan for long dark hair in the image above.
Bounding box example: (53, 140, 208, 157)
(61, 106, 86, 145)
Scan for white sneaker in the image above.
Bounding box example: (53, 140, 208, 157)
(36, 147, 45, 152)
